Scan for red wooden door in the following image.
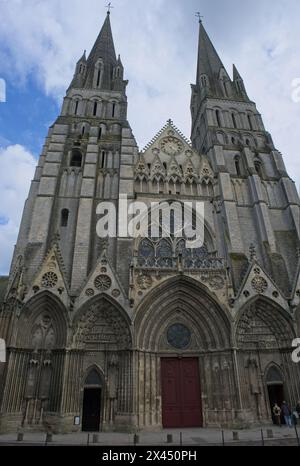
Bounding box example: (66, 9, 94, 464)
(161, 358, 202, 428)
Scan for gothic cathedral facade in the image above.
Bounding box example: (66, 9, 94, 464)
(1, 13, 300, 433)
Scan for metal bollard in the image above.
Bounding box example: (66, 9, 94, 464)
(267, 429, 273, 439)
(232, 431, 239, 441)
(167, 434, 173, 444)
(294, 424, 300, 447)
(93, 434, 99, 444)
(221, 430, 225, 446)
(17, 432, 24, 442)
(134, 434, 139, 445)
(261, 429, 264, 446)
(45, 432, 53, 445)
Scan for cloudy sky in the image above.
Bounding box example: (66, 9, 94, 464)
(0, 0, 300, 274)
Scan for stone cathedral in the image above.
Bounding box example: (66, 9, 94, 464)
(1, 12, 300, 433)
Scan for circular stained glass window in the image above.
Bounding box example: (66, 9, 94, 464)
(167, 324, 191, 349)
(41, 272, 58, 289)
(94, 275, 111, 291)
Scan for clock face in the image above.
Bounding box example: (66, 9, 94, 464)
(161, 137, 183, 156)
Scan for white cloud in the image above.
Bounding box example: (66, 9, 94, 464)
(0, 0, 299, 177)
(0, 145, 36, 275)
(0, 0, 300, 275)
(0, 78, 6, 102)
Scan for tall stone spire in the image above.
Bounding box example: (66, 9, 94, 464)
(87, 12, 116, 70)
(196, 21, 229, 92)
(69, 12, 120, 91)
(84, 12, 117, 90)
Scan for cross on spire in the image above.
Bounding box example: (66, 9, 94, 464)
(106, 2, 113, 14)
(196, 12, 204, 23)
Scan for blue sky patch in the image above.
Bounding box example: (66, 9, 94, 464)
(0, 75, 59, 157)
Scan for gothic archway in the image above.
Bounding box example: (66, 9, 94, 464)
(236, 298, 294, 350)
(73, 296, 133, 429)
(135, 276, 231, 351)
(4, 292, 69, 427)
(16, 291, 68, 349)
(235, 298, 296, 423)
(81, 366, 105, 432)
(134, 276, 235, 428)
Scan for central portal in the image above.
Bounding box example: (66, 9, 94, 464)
(161, 358, 202, 428)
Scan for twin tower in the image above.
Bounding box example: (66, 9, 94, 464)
(0, 12, 300, 433)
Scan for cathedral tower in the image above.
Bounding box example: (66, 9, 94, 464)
(0, 14, 300, 434)
(191, 20, 300, 294)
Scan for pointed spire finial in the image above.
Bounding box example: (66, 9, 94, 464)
(195, 12, 204, 23)
(106, 2, 113, 14)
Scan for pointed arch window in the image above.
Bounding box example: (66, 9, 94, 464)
(232, 113, 237, 129)
(85, 369, 102, 386)
(61, 209, 69, 227)
(216, 110, 221, 127)
(93, 101, 98, 117)
(94, 59, 104, 89)
(266, 366, 283, 385)
(70, 149, 83, 167)
(74, 100, 79, 116)
(100, 151, 108, 169)
(112, 102, 116, 118)
(248, 114, 253, 130)
(254, 160, 263, 178)
(96, 69, 102, 87)
(139, 239, 155, 258)
(200, 74, 209, 88)
(115, 66, 121, 78)
(235, 156, 241, 176)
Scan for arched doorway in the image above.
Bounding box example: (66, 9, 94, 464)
(135, 276, 233, 429)
(82, 369, 103, 432)
(265, 366, 284, 424)
(74, 295, 133, 431)
(236, 299, 295, 423)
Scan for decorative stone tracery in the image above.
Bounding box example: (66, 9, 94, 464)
(41, 271, 58, 288)
(74, 298, 132, 350)
(94, 275, 112, 291)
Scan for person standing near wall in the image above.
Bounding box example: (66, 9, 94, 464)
(273, 403, 281, 427)
(281, 401, 292, 428)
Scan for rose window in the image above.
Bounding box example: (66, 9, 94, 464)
(41, 272, 58, 289)
(94, 275, 112, 291)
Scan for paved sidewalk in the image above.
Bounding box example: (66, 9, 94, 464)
(0, 425, 299, 446)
